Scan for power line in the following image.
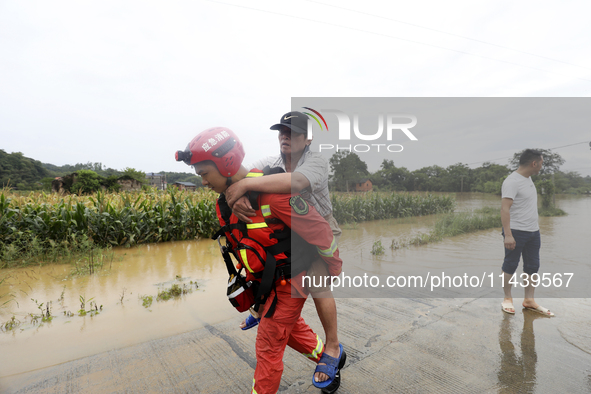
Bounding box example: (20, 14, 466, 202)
(205, 0, 591, 84)
(549, 141, 591, 150)
(303, 0, 591, 72)
(561, 166, 591, 171)
(467, 141, 590, 166)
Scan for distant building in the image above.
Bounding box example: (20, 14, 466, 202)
(117, 175, 143, 191)
(51, 173, 77, 193)
(173, 181, 197, 191)
(146, 172, 166, 190)
(353, 178, 373, 192)
(51, 177, 65, 193)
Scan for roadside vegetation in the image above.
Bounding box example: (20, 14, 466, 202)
(536, 179, 567, 217)
(390, 207, 502, 250)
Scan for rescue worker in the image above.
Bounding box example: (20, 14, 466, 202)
(175, 127, 346, 394)
(225, 112, 343, 387)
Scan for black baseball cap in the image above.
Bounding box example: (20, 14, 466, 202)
(270, 111, 308, 134)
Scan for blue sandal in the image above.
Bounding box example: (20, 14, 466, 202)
(312, 343, 347, 394)
(241, 313, 261, 330)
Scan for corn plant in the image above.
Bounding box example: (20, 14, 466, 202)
(331, 192, 455, 224)
(0, 189, 220, 268)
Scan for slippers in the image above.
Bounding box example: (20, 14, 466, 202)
(524, 305, 555, 317)
(501, 301, 515, 314)
(313, 343, 347, 394)
(240, 313, 261, 330)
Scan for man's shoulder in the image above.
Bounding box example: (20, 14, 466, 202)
(248, 154, 282, 170)
(300, 151, 328, 168)
(304, 150, 327, 162)
(503, 172, 520, 184)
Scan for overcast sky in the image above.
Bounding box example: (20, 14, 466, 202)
(1, 1, 590, 176)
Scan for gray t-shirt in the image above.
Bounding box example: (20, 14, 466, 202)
(248, 147, 333, 217)
(501, 171, 539, 231)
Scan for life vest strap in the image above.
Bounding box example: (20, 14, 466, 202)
(265, 237, 291, 256)
(211, 222, 247, 240)
(254, 249, 277, 312)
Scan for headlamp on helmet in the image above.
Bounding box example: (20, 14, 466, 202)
(175, 149, 192, 165)
(175, 127, 245, 177)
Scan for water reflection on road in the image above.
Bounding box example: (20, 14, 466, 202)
(496, 310, 542, 394)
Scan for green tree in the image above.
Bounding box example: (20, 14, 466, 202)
(471, 162, 511, 193)
(411, 165, 447, 191)
(535, 179, 555, 209)
(329, 152, 369, 191)
(373, 160, 410, 191)
(102, 175, 121, 192)
(444, 163, 471, 192)
(71, 170, 102, 194)
(0, 150, 49, 190)
(509, 149, 564, 175)
(122, 167, 147, 183)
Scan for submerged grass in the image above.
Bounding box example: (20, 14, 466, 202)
(1, 284, 104, 332)
(157, 283, 190, 301)
(1, 315, 21, 332)
(0, 275, 16, 308)
(538, 207, 567, 217)
(140, 295, 153, 308)
(371, 240, 385, 256)
(392, 208, 502, 249)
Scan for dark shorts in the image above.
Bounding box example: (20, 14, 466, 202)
(502, 229, 541, 275)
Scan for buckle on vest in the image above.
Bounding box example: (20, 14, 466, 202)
(216, 235, 226, 254)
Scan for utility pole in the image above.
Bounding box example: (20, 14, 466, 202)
(551, 172, 556, 206)
(460, 175, 464, 193)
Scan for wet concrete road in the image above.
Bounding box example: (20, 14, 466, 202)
(2, 295, 591, 393)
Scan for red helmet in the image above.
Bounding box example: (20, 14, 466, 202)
(175, 127, 245, 177)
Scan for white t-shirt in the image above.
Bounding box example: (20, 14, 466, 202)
(501, 171, 539, 231)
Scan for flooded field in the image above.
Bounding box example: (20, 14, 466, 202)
(1, 193, 590, 382)
(0, 240, 234, 377)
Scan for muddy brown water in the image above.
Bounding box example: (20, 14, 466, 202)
(1, 193, 590, 382)
(0, 240, 233, 377)
(338, 194, 590, 299)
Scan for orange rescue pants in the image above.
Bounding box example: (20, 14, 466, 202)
(251, 283, 323, 394)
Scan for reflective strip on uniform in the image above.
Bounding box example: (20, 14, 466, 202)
(251, 378, 257, 394)
(302, 334, 324, 360)
(246, 172, 263, 178)
(261, 205, 271, 217)
(317, 235, 337, 257)
(247, 222, 268, 229)
(240, 249, 254, 273)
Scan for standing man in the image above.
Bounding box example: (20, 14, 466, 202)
(500, 149, 554, 317)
